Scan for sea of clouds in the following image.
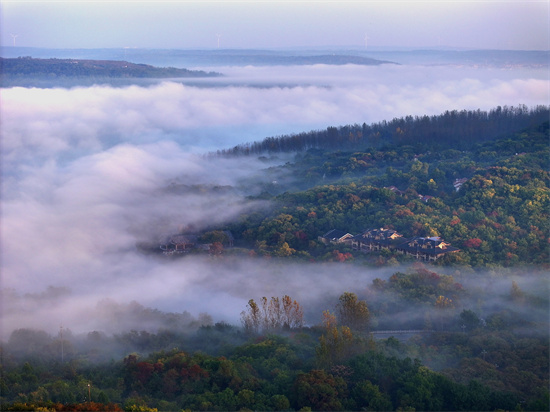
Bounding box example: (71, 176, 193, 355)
(1, 62, 548, 337)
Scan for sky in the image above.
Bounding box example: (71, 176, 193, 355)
(1, 0, 549, 50)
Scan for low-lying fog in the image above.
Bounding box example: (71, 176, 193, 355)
(1, 62, 549, 339)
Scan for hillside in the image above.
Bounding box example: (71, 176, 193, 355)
(2, 106, 549, 412)
(190, 106, 550, 268)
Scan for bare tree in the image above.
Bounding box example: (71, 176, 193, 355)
(240, 299, 261, 334)
(241, 295, 303, 334)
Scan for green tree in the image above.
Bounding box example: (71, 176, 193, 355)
(336, 292, 370, 332)
(459, 309, 481, 332)
(199, 230, 230, 245)
(352, 380, 393, 411)
(270, 394, 290, 410)
(292, 370, 347, 411)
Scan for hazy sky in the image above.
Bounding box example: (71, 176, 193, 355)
(1, 0, 548, 50)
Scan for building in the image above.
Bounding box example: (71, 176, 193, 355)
(318, 229, 354, 245)
(396, 236, 460, 262)
(352, 228, 403, 252)
(159, 234, 198, 255)
(386, 185, 405, 196)
(348, 227, 460, 262)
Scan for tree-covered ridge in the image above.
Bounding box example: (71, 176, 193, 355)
(0, 57, 220, 79)
(217, 105, 549, 155)
(186, 53, 396, 66)
(223, 121, 549, 267)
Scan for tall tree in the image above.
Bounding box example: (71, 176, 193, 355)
(336, 292, 370, 332)
(241, 299, 261, 334)
(282, 295, 304, 330)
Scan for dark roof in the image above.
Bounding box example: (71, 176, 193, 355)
(354, 228, 402, 243)
(386, 186, 405, 195)
(322, 229, 351, 240)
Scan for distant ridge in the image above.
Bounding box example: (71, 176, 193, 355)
(176, 54, 397, 66)
(1, 47, 545, 68)
(0, 56, 221, 79)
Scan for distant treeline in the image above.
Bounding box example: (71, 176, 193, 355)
(183, 53, 396, 66)
(217, 105, 549, 155)
(0, 56, 220, 78)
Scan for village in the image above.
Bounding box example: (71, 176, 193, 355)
(157, 226, 460, 262)
(318, 227, 460, 262)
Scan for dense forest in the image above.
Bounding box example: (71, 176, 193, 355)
(0, 57, 220, 80)
(2, 265, 548, 411)
(200, 107, 550, 268)
(2, 105, 549, 411)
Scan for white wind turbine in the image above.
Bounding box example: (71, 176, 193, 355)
(10, 33, 19, 47)
(364, 34, 370, 49)
(216, 34, 221, 49)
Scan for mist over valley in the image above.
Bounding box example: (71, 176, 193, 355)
(1, 46, 549, 411)
(2, 47, 548, 332)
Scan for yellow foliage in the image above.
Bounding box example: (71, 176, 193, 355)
(435, 295, 453, 308)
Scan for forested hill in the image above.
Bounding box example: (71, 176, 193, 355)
(0, 56, 220, 79)
(217, 105, 549, 155)
(181, 53, 396, 66)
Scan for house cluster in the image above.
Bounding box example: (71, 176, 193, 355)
(319, 228, 459, 262)
(159, 231, 234, 256)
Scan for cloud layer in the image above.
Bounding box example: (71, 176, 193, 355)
(1, 63, 548, 338)
(3, 64, 548, 169)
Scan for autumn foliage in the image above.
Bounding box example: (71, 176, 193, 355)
(463, 238, 483, 248)
(240, 295, 304, 334)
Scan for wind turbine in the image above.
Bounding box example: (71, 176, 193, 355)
(364, 34, 370, 49)
(216, 34, 221, 49)
(10, 33, 19, 47)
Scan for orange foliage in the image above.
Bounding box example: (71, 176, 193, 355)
(464, 238, 482, 248)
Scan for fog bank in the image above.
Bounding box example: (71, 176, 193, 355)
(2, 62, 548, 339)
